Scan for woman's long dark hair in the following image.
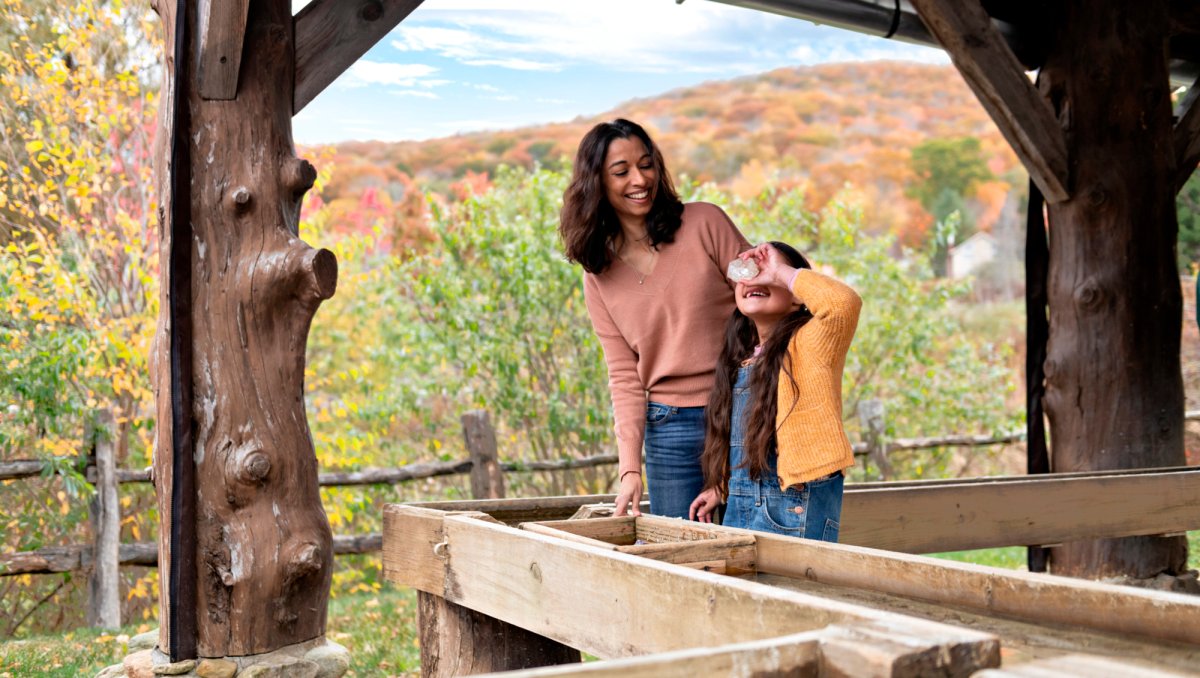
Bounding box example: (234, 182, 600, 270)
(559, 119, 684, 274)
(702, 242, 813, 491)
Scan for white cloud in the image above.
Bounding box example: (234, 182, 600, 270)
(344, 61, 443, 88)
(387, 1, 763, 74)
(391, 90, 441, 99)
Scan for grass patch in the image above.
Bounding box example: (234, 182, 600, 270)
(329, 586, 420, 677)
(931, 532, 1200, 573)
(929, 546, 1026, 570)
(0, 624, 139, 678)
(0, 587, 420, 678)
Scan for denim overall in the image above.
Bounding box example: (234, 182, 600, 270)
(723, 364, 844, 541)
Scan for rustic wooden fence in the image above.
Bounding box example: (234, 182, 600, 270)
(4, 403, 1183, 628)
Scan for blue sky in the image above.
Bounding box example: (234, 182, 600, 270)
(292, 0, 947, 144)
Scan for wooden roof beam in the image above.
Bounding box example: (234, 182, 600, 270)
(1175, 78, 1200, 192)
(294, 0, 425, 114)
(911, 0, 1070, 203)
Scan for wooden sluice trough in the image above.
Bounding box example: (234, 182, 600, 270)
(383, 469, 1200, 677)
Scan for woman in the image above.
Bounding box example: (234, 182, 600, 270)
(559, 118, 749, 518)
(689, 242, 861, 539)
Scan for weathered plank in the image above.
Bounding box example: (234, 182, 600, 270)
(840, 469, 1200, 552)
(748, 529, 1200, 647)
(196, 0, 250, 100)
(975, 653, 1189, 677)
(294, 0, 425, 113)
(473, 631, 824, 677)
(386, 511, 996, 661)
(910, 0, 1069, 202)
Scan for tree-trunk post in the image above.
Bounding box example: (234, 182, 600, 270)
(858, 400, 891, 481)
(1039, 0, 1188, 578)
(87, 409, 121, 629)
(418, 592, 579, 678)
(462, 410, 505, 499)
(152, 0, 336, 658)
(1025, 178, 1051, 573)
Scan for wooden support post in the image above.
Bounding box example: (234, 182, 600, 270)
(1024, 178, 1050, 573)
(153, 0, 336, 657)
(462, 410, 505, 499)
(87, 410, 121, 629)
(857, 399, 891, 480)
(419, 592, 580, 678)
(1038, 0, 1187, 579)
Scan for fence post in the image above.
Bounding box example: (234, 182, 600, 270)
(87, 409, 121, 629)
(462, 410, 505, 499)
(858, 399, 892, 481)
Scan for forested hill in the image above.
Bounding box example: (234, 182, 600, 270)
(314, 61, 1022, 246)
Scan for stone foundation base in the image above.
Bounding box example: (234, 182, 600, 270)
(95, 630, 350, 678)
(1103, 569, 1200, 595)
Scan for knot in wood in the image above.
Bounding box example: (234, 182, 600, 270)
(1073, 279, 1106, 311)
(240, 451, 271, 483)
(309, 248, 339, 300)
(287, 543, 323, 579)
(225, 440, 269, 489)
(229, 187, 252, 214)
(1043, 358, 1058, 379)
(1086, 186, 1108, 207)
(283, 158, 318, 196)
(360, 0, 384, 22)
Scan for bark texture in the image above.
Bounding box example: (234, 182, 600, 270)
(153, 0, 336, 656)
(418, 592, 580, 677)
(1039, 0, 1187, 578)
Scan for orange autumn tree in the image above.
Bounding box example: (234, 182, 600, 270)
(0, 0, 160, 634)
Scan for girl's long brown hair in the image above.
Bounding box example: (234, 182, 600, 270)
(558, 119, 684, 274)
(701, 243, 812, 491)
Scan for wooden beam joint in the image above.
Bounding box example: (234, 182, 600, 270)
(911, 0, 1070, 203)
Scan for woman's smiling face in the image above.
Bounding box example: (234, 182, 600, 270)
(602, 137, 657, 226)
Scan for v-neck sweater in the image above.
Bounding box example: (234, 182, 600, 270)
(582, 202, 749, 477)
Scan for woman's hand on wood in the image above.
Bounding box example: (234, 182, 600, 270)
(613, 471, 643, 517)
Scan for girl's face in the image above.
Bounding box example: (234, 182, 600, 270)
(735, 279, 798, 327)
(602, 137, 657, 226)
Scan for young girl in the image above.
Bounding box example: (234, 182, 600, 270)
(689, 242, 861, 540)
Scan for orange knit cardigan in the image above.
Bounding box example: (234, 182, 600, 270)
(773, 268, 862, 489)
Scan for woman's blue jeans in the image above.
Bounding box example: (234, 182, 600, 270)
(643, 402, 706, 519)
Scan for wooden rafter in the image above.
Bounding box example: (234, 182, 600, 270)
(910, 0, 1070, 203)
(1175, 78, 1200, 191)
(294, 0, 425, 114)
(196, 0, 250, 100)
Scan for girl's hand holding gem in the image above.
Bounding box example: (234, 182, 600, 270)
(737, 243, 796, 288)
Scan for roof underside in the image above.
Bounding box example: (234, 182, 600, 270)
(704, 0, 1200, 88)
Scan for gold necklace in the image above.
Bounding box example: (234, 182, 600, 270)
(622, 246, 656, 285)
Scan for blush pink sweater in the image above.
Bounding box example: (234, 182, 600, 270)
(582, 202, 750, 477)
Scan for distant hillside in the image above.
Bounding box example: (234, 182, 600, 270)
(310, 61, 1023, 247)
